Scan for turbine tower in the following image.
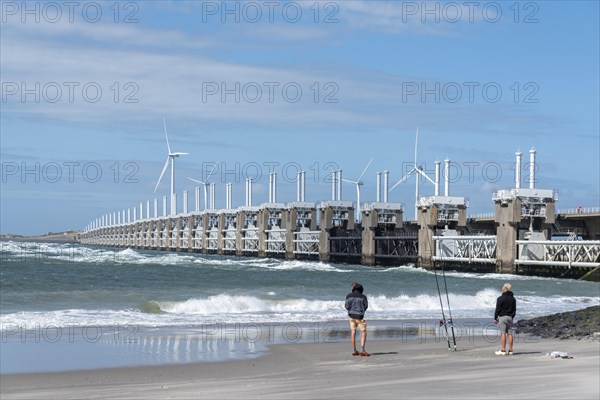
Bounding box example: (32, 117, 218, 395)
(390, 127, 435, 220)
(188, 162, 219, 210)
(342, 158, 374, 222)
(154, 118, 188, 215)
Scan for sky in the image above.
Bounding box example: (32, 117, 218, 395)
(1, 0, 599, 235)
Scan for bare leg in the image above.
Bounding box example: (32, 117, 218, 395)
(360, 329, 367, 350)
(500, 333, 506, 351)
(350, 328, 357, 351)
(508, 333, 514, 352)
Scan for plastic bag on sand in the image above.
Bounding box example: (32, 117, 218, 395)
(547, 351, 571, 359)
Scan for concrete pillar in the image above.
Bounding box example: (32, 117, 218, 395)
(494, 198, 521, 273)
(319, 207, 333, 262)
(217, 213, 225, 255)
(175, 216, 182, 251)
(165, 218, 172, 250)
(236, 210, 245, 256)
(258, 208, 268, 258)
(201, 214, 210, 254)
(417, 206, 437, 270)
(186, 215, 194, 252)
(286, 207, 297, 260)
(361, 209, 377, 266)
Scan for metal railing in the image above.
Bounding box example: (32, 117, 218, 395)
(294, 230, 320, 255)
(516, 240, 600, 268)
(265, 228, 286, 254)
(557, 207, 600, 215)
(242, 227, 259, 252)
(433, 235, 497, 264)
(374, 236, 418, 259)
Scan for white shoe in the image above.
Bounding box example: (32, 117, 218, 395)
(495, 350, 507, 356)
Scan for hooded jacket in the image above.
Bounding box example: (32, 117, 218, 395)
(494, 291, 516, 320)
(345, 285, 368, 320)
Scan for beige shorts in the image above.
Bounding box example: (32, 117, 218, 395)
(349, 318, 367, 331)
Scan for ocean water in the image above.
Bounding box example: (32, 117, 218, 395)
(1, 241, 599, 373)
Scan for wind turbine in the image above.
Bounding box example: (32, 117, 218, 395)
(390, 127, 435, 220)
(342, 158, 374, 222)
(188, 162, 219, 210)
(154, 118, 188, 215)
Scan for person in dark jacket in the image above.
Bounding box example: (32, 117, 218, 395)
(494, 283, 517, 355)
(345, 282, 369, 356)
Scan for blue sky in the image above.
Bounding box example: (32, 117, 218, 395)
(1, 0, 599, 235)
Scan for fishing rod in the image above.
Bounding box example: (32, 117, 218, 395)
(440, 261, 457, 351)
(433, 261, 452, 351)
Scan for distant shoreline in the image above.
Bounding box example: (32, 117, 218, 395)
(0, 233, 80, 244)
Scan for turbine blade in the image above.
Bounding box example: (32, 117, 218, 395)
(389, 169, 415, 192)
(154, 157, 170, 193)
(206, 162, 219, 181)
(163, 118, 172, 154)
(416, 168, 436, 185)
(188, 177, 203, 184)
(358, 157, 374, 182)
(342, 178, 358, 184)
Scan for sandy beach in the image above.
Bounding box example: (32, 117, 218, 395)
(1, 335, 598, 400)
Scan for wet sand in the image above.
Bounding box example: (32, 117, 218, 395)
(1, 336, 598, 399)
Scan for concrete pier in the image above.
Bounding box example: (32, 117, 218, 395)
(417, 196, 467, 270)
(360, 202, 404, 266)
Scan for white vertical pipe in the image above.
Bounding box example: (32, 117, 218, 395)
(195, 187, 201, 212)
(376, 172, 381, 202)
(337, 170, 343, 201)
(444, 159, 450, 197)
(123, 210, 126, 224)
(118, 212, 121, 225)
(248, 179, 253, 206)
(154, 198, 158, 218)
(529, 148, 536, 189)
(435, 160, 440, 196)
(113, 212, 117, 226)
(183, 190, 188, 214)
(210, 183, 215, 209)
(331, 172, 336, 200)
(146, 201, 150, 219)
(301, 171, 306, 202)
(162, 196, 167, 217)
(227, 183, 232, 209)
(172, 193, 177, 215)
(273, 172, 277, 203)
(245, 179, 249, 206)
(515, 151, 522, 189)
(269, 173, 273, 203)
(139, 202, 143, 220)
(133, 207, 137, 222)
(297, 171, 301, 202)
(383, 170, 389, 203)
(127, 208, 131, 223)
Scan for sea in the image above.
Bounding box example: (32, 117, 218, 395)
(1, 241, 599, 374)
